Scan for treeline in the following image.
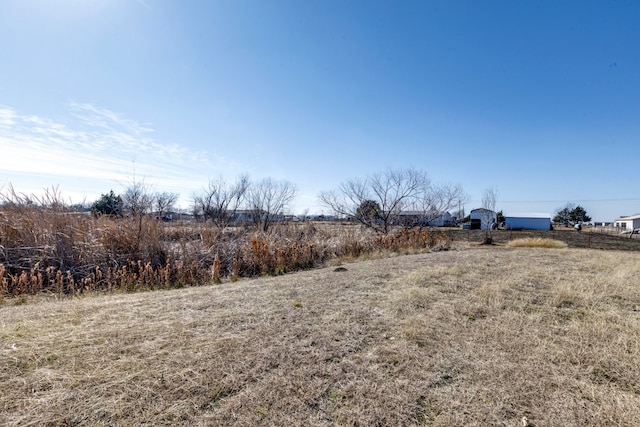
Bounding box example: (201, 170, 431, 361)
(89, 175, 296, 233)
(85, 168, 467, 235)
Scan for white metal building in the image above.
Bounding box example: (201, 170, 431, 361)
(505, 213, 551, 231)
(614, 214, 640, 231)
(469, 208, 496, 230)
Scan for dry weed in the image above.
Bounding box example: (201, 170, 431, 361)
(0, 202, 450, 296)
(507, 237, 568, 248)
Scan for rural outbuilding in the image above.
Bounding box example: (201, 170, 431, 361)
(614, 214, 640, 231)
(469, 208, 496, 230)
(505, 213, 551, 231)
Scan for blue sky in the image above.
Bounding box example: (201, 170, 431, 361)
(1, 0, 639, 221)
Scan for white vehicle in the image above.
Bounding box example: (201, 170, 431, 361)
(619, 228, 640, 235)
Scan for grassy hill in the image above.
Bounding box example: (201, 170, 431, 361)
(1, 244, 639, 426)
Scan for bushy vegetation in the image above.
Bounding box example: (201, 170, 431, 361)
(0, 193, 449, 297)
(553, 203, 592, 224)
(90, 190, 124, 216)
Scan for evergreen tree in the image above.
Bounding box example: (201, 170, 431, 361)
(91, 190, 123, 217)
(553, 203, 591, 224)
(356, 200, 382, 222)
(569, 205, 591, 223)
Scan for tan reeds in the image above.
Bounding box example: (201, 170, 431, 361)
(1, 189, 451, 296)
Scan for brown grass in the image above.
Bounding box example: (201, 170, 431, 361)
(2, 245, 639, 426)
(506, 237, 568, 248)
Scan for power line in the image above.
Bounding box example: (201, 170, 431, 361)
(469, 198, 640, 204)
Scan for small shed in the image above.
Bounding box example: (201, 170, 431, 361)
(614, 214, 640, 231)
(505, 213, 551, 231)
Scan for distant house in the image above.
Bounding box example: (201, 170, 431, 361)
(177, 212, 195, 221)
(469, 208, 496, 230)
(505, 213, 551, 231)
(614, 214, 640, 231)
(395, 211, 453, 227)
(231, 210, 265, 225)
(153, 211, 194, 221)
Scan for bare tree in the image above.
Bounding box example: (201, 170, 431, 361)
(481, 187, 499, 241)
(154, 192, 179, 220)
(248, 178, 296, 232)
(192, 175, 250, 228)
(120, 164, 154, 218)
(121, 179, 155, 253)
(319, 168, 465, 234)
(413, 182, 467, 228)
(122, 180, 154, 217)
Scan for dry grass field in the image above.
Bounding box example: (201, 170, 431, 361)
(2, 243, 640, 426)
(448, 228, 640, 251)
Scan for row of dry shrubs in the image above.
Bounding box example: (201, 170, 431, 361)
(0, 203, 449, 296)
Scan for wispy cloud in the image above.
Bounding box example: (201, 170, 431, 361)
(0, 107, 17, 129)
(0, 103, 231, 204)
(70, 102, 155, 135)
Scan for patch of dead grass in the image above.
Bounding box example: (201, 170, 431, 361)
(507, 237, 568, 248)
(1, 247, 639, 426)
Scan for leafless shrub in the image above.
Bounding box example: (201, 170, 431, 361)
(192, 175, 249, 228)
(247, 177, 297, 232)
